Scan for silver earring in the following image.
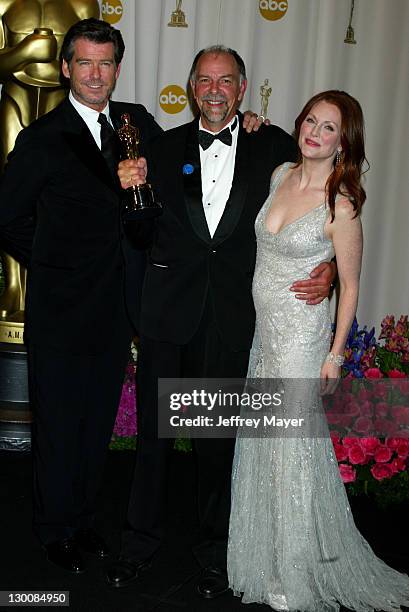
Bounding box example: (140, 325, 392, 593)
(336, 149, 342, 165)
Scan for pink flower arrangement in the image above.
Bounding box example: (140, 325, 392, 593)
(364, 368, 383, 379)
(373, 445, 393, 463)
(360, 437, 380, 453)
(112, 363, 137, 439)
(348, 444, 368, 465)
(388, 369, 407, 378)
(370, 462, 394, 481)
(339, 464, 356, 483)
(325, 374, 409, 440)
(376, 315, 409, 372)
(329, 314, 409, 504)
(335, 437, 408, 480)
(333, 435, 409, 507)
(342, 315, 409, 378)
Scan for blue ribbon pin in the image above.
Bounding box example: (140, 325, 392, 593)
(183, 163, 194, 175)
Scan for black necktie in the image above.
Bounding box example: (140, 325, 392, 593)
(198, 126, 232, 150)
(98, 113, 120, 178)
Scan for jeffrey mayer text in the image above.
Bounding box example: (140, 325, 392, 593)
(170, 415, 304, 429)
(216, 415, 305, 428)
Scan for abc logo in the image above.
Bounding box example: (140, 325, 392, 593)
(101, 0, 123, 24)
(159, 85, 187, 114)
(259, 0, 288, 21)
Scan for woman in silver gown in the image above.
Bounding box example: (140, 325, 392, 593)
(227, 90, 409, 611)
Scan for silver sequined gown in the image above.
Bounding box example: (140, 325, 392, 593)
(227, 163, 409, 611)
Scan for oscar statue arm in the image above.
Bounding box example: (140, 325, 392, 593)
(0, 27, 57, 82)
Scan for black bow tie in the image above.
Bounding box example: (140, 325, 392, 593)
(198, 127, 232, 150)
(198, 117, 238, 150)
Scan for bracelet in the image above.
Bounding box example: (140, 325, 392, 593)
(326, 352, 345, 366)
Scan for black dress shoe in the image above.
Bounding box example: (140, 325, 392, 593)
(45, 538, 85, 574)
(197, 566, 229, 599)
(106, 556, 152, 588)
(74, 528, 110, 558)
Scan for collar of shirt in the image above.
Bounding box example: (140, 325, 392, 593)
(68, 92, 111, 149)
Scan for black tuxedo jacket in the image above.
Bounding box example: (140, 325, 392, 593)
(0, 97, 162, 354)
(140, 115, 298, 351)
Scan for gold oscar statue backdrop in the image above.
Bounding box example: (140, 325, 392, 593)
(0, 0, 100, 345)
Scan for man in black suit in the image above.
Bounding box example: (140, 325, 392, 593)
(0, 18, 161, 573)
(107, 46, 334, 597)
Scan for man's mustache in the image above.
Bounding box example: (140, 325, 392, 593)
(201, 95, 227, 103)
(82, 80, 106, 87)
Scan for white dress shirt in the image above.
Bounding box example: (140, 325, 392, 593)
(68, 92, 112, 150)
(199, 115, 239, 238)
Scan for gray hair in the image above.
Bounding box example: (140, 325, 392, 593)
(189, 45, 247, 85)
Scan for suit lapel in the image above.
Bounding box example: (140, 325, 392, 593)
(212, 116, 250, 245)
(60, 99, 119, 192)
(183, 118, 211, 243)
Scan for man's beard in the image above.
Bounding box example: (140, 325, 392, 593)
(72, 79, 116, 107)
(200, 95, 228, 124)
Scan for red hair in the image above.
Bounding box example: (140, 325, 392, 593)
(293, 90, 368, 221)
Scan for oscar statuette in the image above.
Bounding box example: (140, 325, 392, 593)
(168, 0, 188, 27)
(117, 114, 162, 220)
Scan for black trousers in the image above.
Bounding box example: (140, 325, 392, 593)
(28, 313, 132, 545)
(122, 305, 250, 569)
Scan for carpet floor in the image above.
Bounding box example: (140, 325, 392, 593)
(0, 449, 408, 612)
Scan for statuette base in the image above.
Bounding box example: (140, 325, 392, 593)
(0, 319, 25, 344)
(168, 12, 188, 27)
(122, 184, 162, 221)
